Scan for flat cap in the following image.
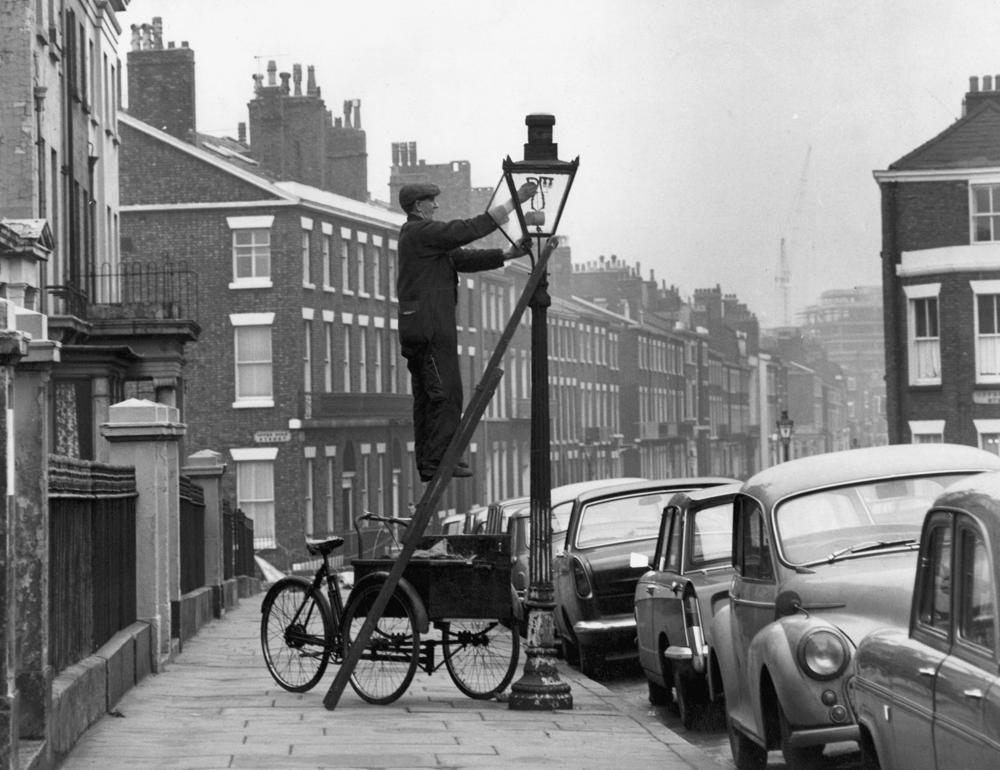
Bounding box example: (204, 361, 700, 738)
(399, 183, 440, 211)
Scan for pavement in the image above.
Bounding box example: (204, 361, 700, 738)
(57, 593, 722, 770)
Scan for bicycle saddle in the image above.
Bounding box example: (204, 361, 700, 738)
(305, 536, 345, 557)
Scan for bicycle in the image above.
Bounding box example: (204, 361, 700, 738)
(260, 512, 521, 705)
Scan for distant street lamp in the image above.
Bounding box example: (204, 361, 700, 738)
(777, 409, 794, 462)
(490, 114, 577, 711)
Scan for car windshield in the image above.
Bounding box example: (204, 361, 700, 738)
(775, 473, 973, 565)
(575, 492, 672, 549)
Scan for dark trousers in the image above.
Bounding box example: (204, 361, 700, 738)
(403, 336, 464, 473)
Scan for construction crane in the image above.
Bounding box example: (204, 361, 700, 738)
(777, 146, 811, 326)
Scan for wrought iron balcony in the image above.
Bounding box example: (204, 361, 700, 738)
(46, 261, 199, 323)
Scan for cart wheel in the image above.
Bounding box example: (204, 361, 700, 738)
(260, 577, 332, 692)
(341, 581, 420, 705)
(443, 618, 520, 699)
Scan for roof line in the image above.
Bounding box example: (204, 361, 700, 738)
(120, 112, 296, 202)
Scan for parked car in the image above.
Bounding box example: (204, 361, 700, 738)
(553, 477, 738, 678)
(850, 470, 1000, 770)
(634, 482, 742, 727)
(712, 443, 1000, 769)
(504, 478, 647, 613)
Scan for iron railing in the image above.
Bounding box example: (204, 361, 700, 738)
(48, 456, 137, 674)
(179, 476, 206, 595)
(45, 260, 199, 323)
(223, 506, 255, 580)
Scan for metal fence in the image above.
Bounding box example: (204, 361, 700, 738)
(46, 260, 199, 322)
(179, 476, 206, 595)
(48, 457, 137, 674)
(223, 506, 255, 580)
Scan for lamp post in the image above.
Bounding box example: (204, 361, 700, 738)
(489, 114, 577, 710)
(777, 409, 794, 463)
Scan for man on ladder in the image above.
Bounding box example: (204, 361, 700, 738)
(396, 180, 536, 482)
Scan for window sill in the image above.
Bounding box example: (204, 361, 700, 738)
(358, 291, 371, 299)
(342, 289, 355, 297)
(229, 278, 273, 290)
(232, 399, 275, 409)
(303, 282, 316, 290)
(323, 285, 336, 293)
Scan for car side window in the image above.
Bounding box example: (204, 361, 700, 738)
(689, 501, 733, 567)
(957, 524, 995, 652)
(916, 522, 952, 631)
(736, 498, 774, 581)
(662, 506, 681, 572)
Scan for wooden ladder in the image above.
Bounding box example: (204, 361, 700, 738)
(323, 238, 558, 709)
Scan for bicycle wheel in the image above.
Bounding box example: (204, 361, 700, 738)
(341, 580, 420, 705)
(260, 576, 332, 692)
(443, 618, 520, 699)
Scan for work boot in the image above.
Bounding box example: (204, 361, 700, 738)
(420, 462, 473, 482)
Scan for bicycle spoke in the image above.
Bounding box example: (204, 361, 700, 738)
(260, 577, 332, 692)
(443, 618, 520, 699)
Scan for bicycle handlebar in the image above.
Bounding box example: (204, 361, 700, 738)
(354, 512, 412, 529)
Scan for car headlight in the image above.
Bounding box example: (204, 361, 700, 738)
(797, 629, 849, 680)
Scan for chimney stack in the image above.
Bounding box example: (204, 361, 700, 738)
(306, 65, 317, 96)
(126, 18, 198, 144)
(292, 64, 302, 95)
(963, 72, 1000, 116)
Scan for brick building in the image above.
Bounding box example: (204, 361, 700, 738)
(876, 74, 1000, 451)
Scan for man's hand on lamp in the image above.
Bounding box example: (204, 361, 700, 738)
(503, 236, 533, 261)
(517, 181, 537, 203)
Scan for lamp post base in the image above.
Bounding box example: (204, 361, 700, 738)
(508, 604, 573, 711)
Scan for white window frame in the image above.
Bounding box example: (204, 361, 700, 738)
(974, 419, 1000, 456)
(230, 312, 275, 408)
(909, 419, 945, 444)
(321, 222, 334, 291)
(303, 447, 316, 536)
(323, 315, 334, 392)
(388, 239, 398, 301)
(971, 182, 1000, 243)
(340, 227, 352, 295)
(227, 215, 274, 289)
(356, 231, 368, 297)
(231, 446, 278, 549)
(972, 280, 1000, 384)
(904, 283, 942, 386)
(372, 234, 384, 299)
(301, 217, 314, 289)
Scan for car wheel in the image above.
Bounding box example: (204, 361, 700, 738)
(859, 729, 882, 770)
(673, 666, 708, 730)
(578, 644, 606, 680)
(647, 677, 672, 706)
(778, 700, 824, 768)
(728, 718, 767, 770)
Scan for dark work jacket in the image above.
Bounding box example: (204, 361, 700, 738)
(397, 212, 505, 349)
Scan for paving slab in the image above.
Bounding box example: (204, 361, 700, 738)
(57, 594, 717, 770)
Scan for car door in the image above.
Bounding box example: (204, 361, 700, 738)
(882, 515, 951, 770)
(727, 497, 778, 727)
(933, 519, 995, 768)
(636, 503, 683, 668)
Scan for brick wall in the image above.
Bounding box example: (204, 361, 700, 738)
(126, 46, 196, 144)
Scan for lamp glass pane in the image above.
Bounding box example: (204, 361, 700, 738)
(486, 168, 573, 242)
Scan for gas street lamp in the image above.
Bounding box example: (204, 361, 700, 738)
(490, 114, 577, 711)
(777, 409, 794, 463)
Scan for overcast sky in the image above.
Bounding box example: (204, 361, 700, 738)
(117, 0, 1000, 325)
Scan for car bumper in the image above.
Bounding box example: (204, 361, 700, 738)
(786, 724, 860, 748)
(573, 615, 636, 649)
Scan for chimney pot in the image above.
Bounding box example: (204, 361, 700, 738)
(267, 60, 277, 86)
(168, 41, 175, 49)
(238, 122, 247, 144)
(181, 41, 188, 48)
(985, 75, 994, 91)
(971, 75, 980, 93)
(152, 17, 163, 49)
(306, 65, 317, 96)
(293, 64, 302, 96)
